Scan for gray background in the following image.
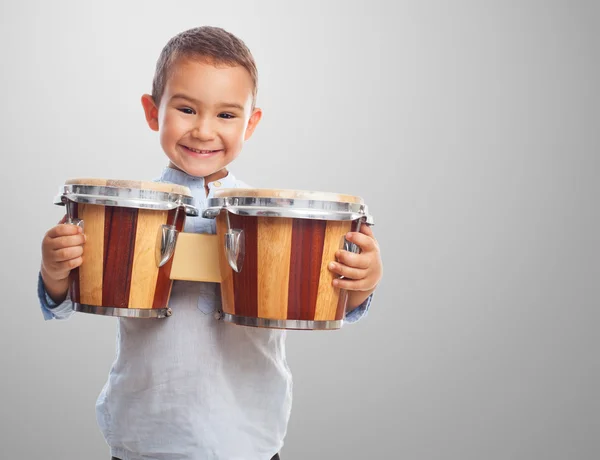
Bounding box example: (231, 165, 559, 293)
(1, 0, 598, 459)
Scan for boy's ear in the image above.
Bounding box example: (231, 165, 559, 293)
(244, 108, 263, 141)
(141, 94, 159, 131)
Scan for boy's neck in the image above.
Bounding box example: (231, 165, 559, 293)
(167, 162, 228, 183)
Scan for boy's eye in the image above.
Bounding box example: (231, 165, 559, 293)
(178, 107, 195, 115)
(218, 113, 235, 119)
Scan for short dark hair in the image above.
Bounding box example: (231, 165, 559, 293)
(151, 26, 258, 107)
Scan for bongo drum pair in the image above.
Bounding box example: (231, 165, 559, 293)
(54, 179, 373, 329)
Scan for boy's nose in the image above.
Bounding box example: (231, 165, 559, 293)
(191, 122, 216, 141)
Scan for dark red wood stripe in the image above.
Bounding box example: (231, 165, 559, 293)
(68, 202, 81, 304)
(102, 206, 138, 308)
(287, 219, 327, 321)
(152, 209, 186, 309)
(230, 213, 258, 318)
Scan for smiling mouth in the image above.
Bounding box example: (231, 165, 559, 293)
(181, 145, 223, 154)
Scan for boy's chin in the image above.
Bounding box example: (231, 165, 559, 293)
(169, 161, 225, 180)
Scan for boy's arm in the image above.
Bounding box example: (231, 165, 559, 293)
(37, 272, 75, 321)
(344, 292, 374, 324)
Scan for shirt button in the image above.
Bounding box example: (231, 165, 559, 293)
(213, 181, 222, 187)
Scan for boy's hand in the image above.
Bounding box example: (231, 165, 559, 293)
(40, 216, 86, 303)
(328, 223, 382, 310)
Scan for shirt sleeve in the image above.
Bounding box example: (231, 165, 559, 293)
(38, 272, 75, 321)
(344, 292, 373, 324)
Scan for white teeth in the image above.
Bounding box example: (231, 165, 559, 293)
(187, 147, 219, 154)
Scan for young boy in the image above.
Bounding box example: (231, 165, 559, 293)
(39, 26, 383, 460)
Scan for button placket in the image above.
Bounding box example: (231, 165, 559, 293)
(192, 188, 206, 233)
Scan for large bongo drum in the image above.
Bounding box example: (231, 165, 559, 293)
(54, 178, 198, 318)
(202, 188, 374, 330)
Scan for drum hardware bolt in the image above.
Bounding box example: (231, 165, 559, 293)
(64, 199, 84, 230)
(214, 310, 223, 320)
(224, 212, 245, 273)
(362, 206, 375, 226)
(166, 308, 172, 317)
(156, 201, 182, 268)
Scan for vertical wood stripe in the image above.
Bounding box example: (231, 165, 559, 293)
(102, 207, 138, 308)
(127, 209, 169, 309)
(287, 219, 327, 320)
(314, 220, 352, 321)
(77, 203, 106, 306)
(230, 213, 258, 318)
(152, 209, 185, 309)
(257, 217, 293, 320)
(217, 214, 235, 315)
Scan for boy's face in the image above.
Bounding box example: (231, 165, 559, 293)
(142, 58, 261, 181)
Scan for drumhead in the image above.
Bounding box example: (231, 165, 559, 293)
(64, 178, 192, 197)
(213, 188, 363, 204)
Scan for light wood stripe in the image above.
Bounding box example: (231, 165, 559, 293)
(78, 203, 105, 306)
(128, 209, 169, 309)
(170, 233, 222, 283)
(314, 220, 352, 321)
(257, 217, 293, 320)
(217, 214, 235, 315)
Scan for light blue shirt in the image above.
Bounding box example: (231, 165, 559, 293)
(38, 167, 371, 460)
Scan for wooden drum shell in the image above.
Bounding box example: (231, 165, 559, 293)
(216, 213, 360, 330)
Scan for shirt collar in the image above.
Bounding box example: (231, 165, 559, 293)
(158, 166, 237, 190)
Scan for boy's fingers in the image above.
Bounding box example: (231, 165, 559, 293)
(47, 223, 83, 239)
(49, 234, 86, 250)
(335, 250, 370, 269)
(345, 231, 376, 252)
(43, 256, 84, 280)
(332, 277, 370, 291)
(328, 262, 366, 281)
(58, 214, 68, 224)
(53, 246, 84, 262)
(56, 256, 84, 271)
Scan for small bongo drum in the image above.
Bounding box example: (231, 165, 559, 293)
(202, 188, 374, 330)
(54, 178, 198, 318)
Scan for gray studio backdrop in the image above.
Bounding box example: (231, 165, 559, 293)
(1, 1, 598, 459)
